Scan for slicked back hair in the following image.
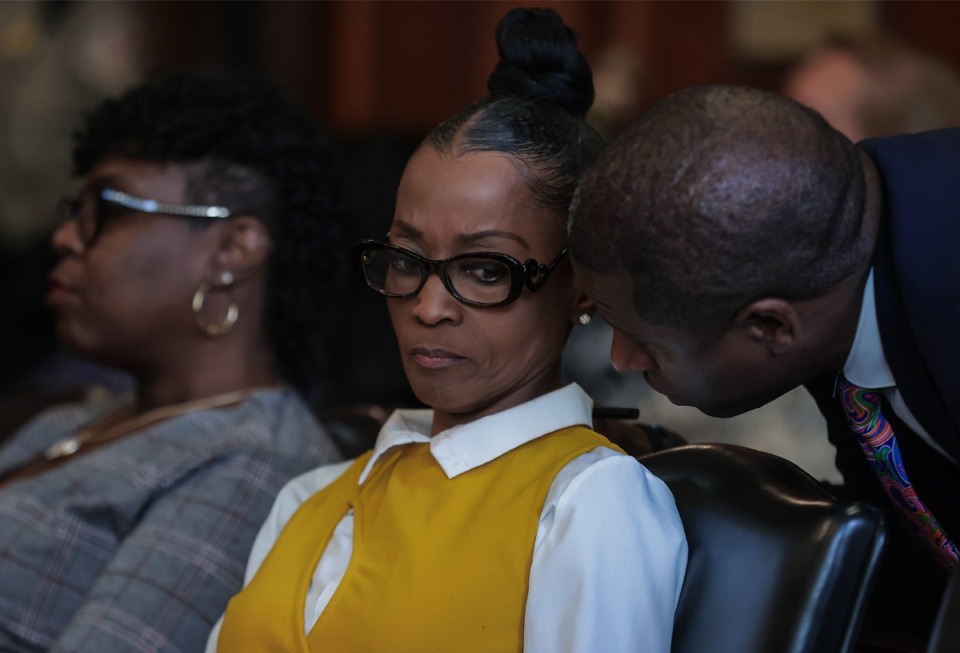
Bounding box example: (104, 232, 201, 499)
(426, 97, 602, 216)
(423, 7, 603, 219)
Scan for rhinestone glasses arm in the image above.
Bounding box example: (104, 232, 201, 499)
(101, 189, 231, 219)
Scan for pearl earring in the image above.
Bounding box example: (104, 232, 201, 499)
(579, 313, 592, 326)
(220, 271, 235, 286)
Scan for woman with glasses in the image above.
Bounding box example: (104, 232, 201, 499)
(210, 8, 686, 653)
(0, 73, 344, 651)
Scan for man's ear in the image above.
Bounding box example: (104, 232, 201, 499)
(210, 216, 272, 283)
(733, 298, 801, 355)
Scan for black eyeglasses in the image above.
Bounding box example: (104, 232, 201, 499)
(357, 239, 569, 308)
(58, 187, 231, 248)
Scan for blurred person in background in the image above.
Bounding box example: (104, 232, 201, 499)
(784, 35, 960, 141)
(208, 8, 685, 652)
(0, 72, 344, 652)
(585, 43, 646, 140)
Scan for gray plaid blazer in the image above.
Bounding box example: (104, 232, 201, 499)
(0, 387, 341, 652)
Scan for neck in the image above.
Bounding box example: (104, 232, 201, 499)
(131, 331, 279, 412)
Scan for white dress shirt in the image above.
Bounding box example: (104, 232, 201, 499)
(844, 270, 955, 464)
(207, 383, 687, 653)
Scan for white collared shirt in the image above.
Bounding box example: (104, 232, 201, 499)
(207, 383, 687, 653)
(844, 271, 955, 464)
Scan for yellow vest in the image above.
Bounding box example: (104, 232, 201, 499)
(218, 425, 619, 652)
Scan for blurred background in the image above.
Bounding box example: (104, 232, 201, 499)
(3, 0, 960, 481)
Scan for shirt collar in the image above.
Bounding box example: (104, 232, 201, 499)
(843, 269, 896, 390)
(357, 383, 594, 484)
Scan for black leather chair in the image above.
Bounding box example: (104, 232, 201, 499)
(317, 403, 390, 458)
(927, 562, 960, 653)
(640, 443, 886, 653)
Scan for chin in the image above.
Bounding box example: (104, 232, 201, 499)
(664, 396, 739, 419)
(409, 382, 461, 413)
(696, 395, 771, 419)
(697, 404, 746, 419)
(413, 383, 499, 420)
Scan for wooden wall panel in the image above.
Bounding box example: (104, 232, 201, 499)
(884, 0, 960, 66)
(311, 1, 749, 135)
(245, 1, 960, 135)
(320, 1, 612, 136)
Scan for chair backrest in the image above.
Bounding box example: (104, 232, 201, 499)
(640, 443, 886, 653)
(316, 403, 390, 458)
(927, 562, 960, 653)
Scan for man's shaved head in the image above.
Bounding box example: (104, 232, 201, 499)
(569, 84, 876, 332)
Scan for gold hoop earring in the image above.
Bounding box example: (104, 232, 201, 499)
(192, 281, 239, 337)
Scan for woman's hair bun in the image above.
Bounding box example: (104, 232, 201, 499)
(487, 7, 594, 118)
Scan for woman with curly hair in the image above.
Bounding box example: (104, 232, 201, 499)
(0, 72, 344, 652)
(209, 8, 686, 653)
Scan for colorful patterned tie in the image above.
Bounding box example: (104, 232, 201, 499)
(836, 374, 958, 570)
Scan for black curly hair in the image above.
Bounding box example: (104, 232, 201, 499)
(72, 71, 343, 402)
(426, 7, 602, 216)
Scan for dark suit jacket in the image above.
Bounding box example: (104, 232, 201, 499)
(806, 128, 960, 615)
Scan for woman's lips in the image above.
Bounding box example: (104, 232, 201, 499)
(410, 348, 466, 369)
(45, 277, 77, 305)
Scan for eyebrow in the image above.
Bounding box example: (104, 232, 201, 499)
(391, 220, 530, 249)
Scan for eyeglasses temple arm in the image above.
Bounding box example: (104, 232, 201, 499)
(101, 189, 230, 219)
